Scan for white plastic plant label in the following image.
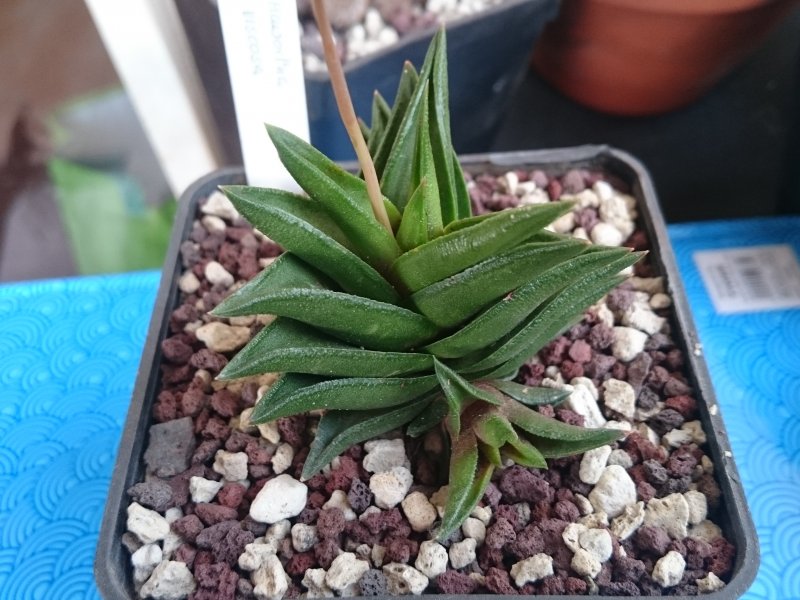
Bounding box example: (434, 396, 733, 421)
(694, 244, 800, 314)
(218, 0, 309, 190)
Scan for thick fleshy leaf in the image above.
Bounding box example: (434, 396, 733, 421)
(438, 440, 490, 540)
(451, 151, 471, 220)
(373, 61, 419, 179)
(462, 273, 627, 373)
(503, 436, 547, 468)
(250, 372, 322, 424)
(525, 432, 624, 459)
(488, 380, 570, 406)
(503, 398, 622, 444)
(303, 401, 430, 478)
(412, 90, 443, 239)
(442, 212, 494, 234)
(219, 318, 433, 379)
(478, 441, 502, 467)
(253, 374, 438, 423)
(412, 240, 585, 327)
(368, 91, 391, 156)
(391, 202, 573, 292)
(396, 180, 430, 252)
(214, 267, 437, 351)
(267, 125, 401, 270)
(473, 413, 518, 448)
(222, 186, 399, 303)
(426, 249, 641, 358)
(406, 396, 448, 437)
(435, 359, 501, 406)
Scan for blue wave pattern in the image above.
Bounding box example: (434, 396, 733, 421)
(669, 217, 800, 600)
(0, 271, 160, 600)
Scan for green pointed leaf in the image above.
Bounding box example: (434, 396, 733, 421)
(442, 212, 494, 234)
(303, 401, 429, 478)
(434, 358, 502, 407)
(525, 432, 623, 459)
(451, 151, 471, 220)
(479, 441, 503, 467)
(412, 240, 585, 327)
(266, 125, 401, 270)
(358, 118, 370, 143)
(406, 396, 448, 437)
(219, 318, 433, 379)
(214, 266, 437, 351)
(473, 413, 518, 448)
(438, 442, 494, 541)
(426, 249, 641, 358)
(368, 91, 391, 156)
(503, 436, 548, 468)
(412, 89, 443, 238)
(503, 398, 623, 444)
(250, 372, 322, 423)
(254, 373, 438, 423)
(488, 380, 570, 406)
(396, 180, 430, 252)
(462, 273, 627, 373)
(391, 202, 574, 292)
(222, 186, 399, 303)
(373, 61, 419, 179)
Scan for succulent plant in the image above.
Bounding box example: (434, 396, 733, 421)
(211, 13, 641, 538)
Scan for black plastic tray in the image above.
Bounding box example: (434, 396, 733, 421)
(306, 0, 560, 160)
(95, 148, 758, 599)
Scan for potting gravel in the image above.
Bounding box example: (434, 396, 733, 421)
(125, 168, 736, 599)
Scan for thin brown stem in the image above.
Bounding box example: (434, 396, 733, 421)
(311, 0, 393, 234)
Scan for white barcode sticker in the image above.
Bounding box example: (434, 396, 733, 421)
(694, 244, 800, 314)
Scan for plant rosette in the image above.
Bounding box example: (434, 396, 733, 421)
(96, 16, 756, 600)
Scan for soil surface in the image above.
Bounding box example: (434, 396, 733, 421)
(124, 167, 735, 599)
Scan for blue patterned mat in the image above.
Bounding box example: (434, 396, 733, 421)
(0, 218, 797, 599)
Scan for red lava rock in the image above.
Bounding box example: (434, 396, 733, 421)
(172, 514, 204, 543)
(193, 562, 238, 600)
(174, 543, 197, 568)
(224, 430, 254, 452)
(362, 507, 403, 535)
(245, 443, 271, 466)
(170, 304, 200, 332)
(607, 287, 635, 312)
(517, 362, 545, 386)
(625, 432, 667, 463)
(161, 364, 194, 387)
(181, 388, 209, 417)
(530, 500, 551, 522)
(553, 499, 580, 522)
(561, 169, 586, 194)
(634, 525, 671, 556)
(646, 365, 671, 390)
(277, 415, 307, 447)
(344, 520, 379, 545)
(537, 575, 566, 595)
(559, 359, 584, 380)
(568, 339, 593, 363)
(648, 408, 685, 436)
(613, 555, 646, 582)
(642, 459, 669, 486)
(684, 537, 713, 570)
(546, 178, 563, 200)
(555, 408, 585, 427)
(707, 538, 736, 577)
(162, 337, 195, 364)
(314, 538, 341, 569)
(584, 354, 616, 379)
(194, 550, 214, 569)
(384, 536, 418, 563)
(240, 515, 267, 537)
(286, 551, 317, 576)
(437, 570, 478, 594)
(485, 517, 516, 549)
(574, 207, 599, 232)
(499, 466, 553, 504)
(508, 524, 545, 559)
(665, 395, 698, 419)
(167, 464, 205, 508)
(478, 545, 504, 570)
(305, 473, 327, 491)
(194, 503, 238, 526)
(201, 416, 231, 441)
(668, 539, 688, 557)
(485, 567, 517, 595)
(190, 349, 228, 373)
(636, 480, 657, 503)
(587, 323, 615, 350)
(493, 505, 520, 529)
(696, 474, 722, 509)
(601, 581, 640, 595)
(563, 576, 587, 594)
(240, 383, 259, 408)
(211, 389, 240, 418)
(611, 360, 628, 380)
(317, 508, 346, 539)
(217, 483, 246, 509)
(667, 449, 698, 477)
(541, 336, 570, 365)
(637, 386, 659, 410)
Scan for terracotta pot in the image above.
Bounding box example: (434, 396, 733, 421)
(531, 0, 799, 115)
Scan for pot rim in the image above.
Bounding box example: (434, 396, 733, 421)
(582, 0, 797, 16)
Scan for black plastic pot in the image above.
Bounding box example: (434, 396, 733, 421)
(95, 148, 758, 599)
(307, 0, 561, 160)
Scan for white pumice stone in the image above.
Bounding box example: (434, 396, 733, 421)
(570, 377, 599, 399)
(571, 548, 601, 578)
(204, 260, 234, 288)
(266, 520, 292, 542)
(178, 271, 200, 294)
(652, 551, 686, 588)
(578, 511, 609, 529)
(371, 544, 386, 568)
(696, 572, 726, 593)
(213, 450, 249, 481)
(291, 523, 318, 553)
(202, 190, 239, 220)
(401, 491, 437, 532)
(599, 194, 635, 238)
(684, 491, 708, 525)
(127, 502, 170, 545)
(301, 568, 334, 598)
(139, 561, 196, 599)
(603, 378, 636, 419)
(448, 537, 477, 569)
(688, 520, 723, 543)
(325, 553, 370, 591)
(415, 541, 448, 579)
(470, 505, 492, 525)
(562, 522, 588, 552)
(510, 553, 554, 586)
(591, 222, 624, 246)
(370, 466, 413, 509)
(579, 445, 613, 484)
(323, 489, 357, 521)
(253, 554, 290, 600)
(250, 474, 308, 523)
(607, 449, 634, 469)
(611, 326, 648, 362)
(189, 476, 224, 503)
(363, 439, 410, 473)
(574, 494, 594, 516)
(201, 214, 227, 234)
(629, 276, 665, 294)
(573, 188, 600, 208)
(239, 539, 279, 571)
(579, 528, 613, 563)
(644, 493, 690, 539)
(623, 303, 666, 335)
(566, 383, 607, 428)
(588, 465, 637, 518)
(257, 421, 281, 444)
(682, 420, 707, 445)
(132, 543, 163, 585)
(551, 211, 576, 234)
(611, 501, 646, 541)
(271, 443, 294, 475)
(650, 292, 672, 309)
(196, 322, 251, 353)
(461, 517, 487, 545)
(383, 563, 429, 595)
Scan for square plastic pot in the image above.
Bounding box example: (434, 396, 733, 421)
(95, 147, 758, 599)
(307, 0, 561, 160)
